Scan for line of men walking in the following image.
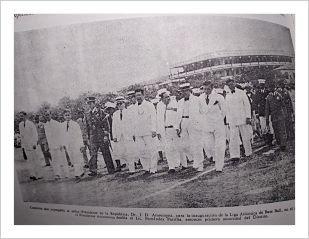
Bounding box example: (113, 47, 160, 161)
(18, 78, 294, 182)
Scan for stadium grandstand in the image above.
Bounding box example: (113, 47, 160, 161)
(169, 49, 294, 82)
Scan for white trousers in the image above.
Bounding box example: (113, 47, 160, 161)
(50, 148, 70, 178)
(178, 119, 196, 168)
(66, 146, 84, 177)
(135, 135, 157, 173)
(190, 128, 204, 171)
(113, 137, 137, 172)
(202, 126, 226, 171)
(162, 128, 181, 170)
(229, 124, 252, 159)
(25, 148, 43, 178)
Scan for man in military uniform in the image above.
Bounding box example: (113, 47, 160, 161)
(265, 83, 288, 151)
(104, 101, 122, 171)
(277, 80, 294, 140)
(252, 79, 273, 145)
(84, 97, 115, 176)
(36, 114, 52, 167)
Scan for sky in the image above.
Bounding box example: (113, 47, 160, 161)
(14, 14, 294, 112)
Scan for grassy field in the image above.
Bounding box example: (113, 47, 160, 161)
(15, 140, 295, 208)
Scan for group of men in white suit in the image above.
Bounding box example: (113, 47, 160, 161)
(111, 79, 253, 175)
(19, 109, 86, 182)
(19, 78, 253, 181)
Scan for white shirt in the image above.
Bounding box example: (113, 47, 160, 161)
(133, 100, 157, 137)
(177, 94, 201, 130)
(44, 119, 63, 149)
(113, 108, 135, 141)
(199, 92, 226, 132)
(225, 88, 251, 126)
(156, 100, 178, 135)
(61, 120, 84, 150)
(19, 120, 38, 150)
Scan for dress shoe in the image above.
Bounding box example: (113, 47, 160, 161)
(75, 176, 82, 183)
(88, 172, 97, 177)
(168, 169, 176, 174)
(29, 176, 37, 181)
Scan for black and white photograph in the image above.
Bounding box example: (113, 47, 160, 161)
(14, 14, 295, 221)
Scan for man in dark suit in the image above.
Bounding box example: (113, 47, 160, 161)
(85, 97, 115, 176)
(252, 79, 273, 145)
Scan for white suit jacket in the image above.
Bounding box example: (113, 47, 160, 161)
(19, 120, 38, 150)
(198, 92, 226, 132)
(156, 100, 178, 136)
(112, 108, 135, 141)
(225, 88, 251, 126)
(176, 94, 201, 130)
(61, 120, 84, 150)
(132, 100, 157, 137)
(44, 119, 63, 150)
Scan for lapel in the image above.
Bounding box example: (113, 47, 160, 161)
(22, 120, 27, 129)
(200, 93, 214, 114)
(209, 93, 217, 106)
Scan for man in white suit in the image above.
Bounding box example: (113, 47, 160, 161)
(19, 111, 43, 181)
(61, 109, 85, 182)
(176, 83, 203, 171)
(225, 79, 252, 163)
(156, 90, 180, 173)
(132, 88, 158, 175)
(44, 110, 70, 180)
(199, 81, 227, 172)
(112, 96, 137, 174)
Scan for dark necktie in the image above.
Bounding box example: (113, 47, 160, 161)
(206, 95, 209, 105)
(66, 121, 69, 131)
(120, 111, 123, 121)
(24, 121, 26, 127)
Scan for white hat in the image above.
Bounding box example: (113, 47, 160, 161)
(157, 88, 167, 96)
(215, 88, 223, 94)
(192, 88, 201, 94)
(164, 90, 171, 96)
(127, 90, 135, 96)
(115, 96, 125, 102)
(151, 98, 160, 104)
(105, 102, 116, 109)
(179, 83, 190, 89)
(258, 79, 266, 84)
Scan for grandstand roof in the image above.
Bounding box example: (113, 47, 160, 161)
(274, 63, 295, 71)
(171, 49, 294, 68)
